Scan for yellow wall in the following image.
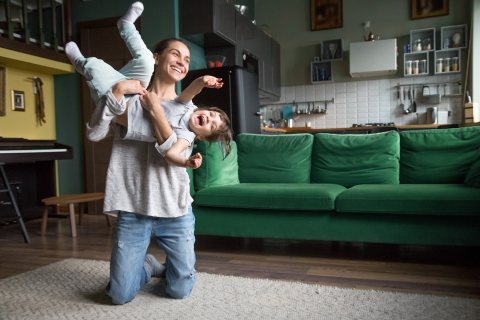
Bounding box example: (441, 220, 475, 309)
(0, 66, 56, 140)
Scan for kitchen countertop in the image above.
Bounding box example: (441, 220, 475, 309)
(261, 124, 445, 133)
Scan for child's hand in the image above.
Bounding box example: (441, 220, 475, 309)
(186, 153, 203, 169)
(201, 76, 223, 89)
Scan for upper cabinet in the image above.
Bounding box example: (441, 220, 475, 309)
(179, 0, 281, 98)
(350, 39, 397, 78)
(179, 0, 236, 47)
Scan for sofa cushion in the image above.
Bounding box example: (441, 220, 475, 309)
(193, 140, 239, 191)
(465, 149, 480, 188)
(311, 131, 400, 187)
(194, 183, 346, 211)
(237, 134, 313, 183)
(400, 126, 480, 184)
(336, 184, 480, 215)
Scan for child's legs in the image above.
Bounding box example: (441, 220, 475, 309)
(76, 57, 130, 105)
(118, 23, 155, 89)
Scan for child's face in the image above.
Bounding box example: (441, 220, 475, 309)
(155, 41, 190, 83)
(189, 109, 224, 140)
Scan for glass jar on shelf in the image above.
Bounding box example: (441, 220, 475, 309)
(452, 57, 459, 71)
(436, 58, 443, 73)
(423, 38, 432, 50)
(444, 58, 451, 72)
(420, 59, 427, 74)
(412, 60, 419, 74)
(413, 39, 422, 51)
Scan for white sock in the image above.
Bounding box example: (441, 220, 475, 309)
(117, 2, 144, 28)
(65, 42, 84, 69)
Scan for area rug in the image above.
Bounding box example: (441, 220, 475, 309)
(0, 259, 479, 320)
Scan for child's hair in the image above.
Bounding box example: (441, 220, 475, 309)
(147, 38, 189, 91)
(195, 105, 233, 159)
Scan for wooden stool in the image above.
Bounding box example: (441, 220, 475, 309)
(41, 192, 111, 238)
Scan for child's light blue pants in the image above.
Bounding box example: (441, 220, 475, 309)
(74, 23, 154, 105)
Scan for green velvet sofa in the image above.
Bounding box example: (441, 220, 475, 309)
(187, 126, 480, 246)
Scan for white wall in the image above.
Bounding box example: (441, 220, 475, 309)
(261, 74, 463, 129)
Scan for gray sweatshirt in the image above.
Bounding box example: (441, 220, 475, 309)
(86, 90, 193, 218)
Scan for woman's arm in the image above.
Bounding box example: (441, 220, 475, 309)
(139, 91, 171, 144)
(165, 139, 202, 168)
(177, 76, 223, 103)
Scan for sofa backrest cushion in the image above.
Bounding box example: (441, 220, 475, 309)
(237, 134, 313, 183)
(465, 149, 480, 188)
(311, 131, 400, 187)
(193, 140, 239, 191)
(400, 126, 480, 184)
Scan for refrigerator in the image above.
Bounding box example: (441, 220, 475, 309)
(181, 66, 261, 137)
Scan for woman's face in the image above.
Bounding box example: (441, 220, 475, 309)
(154, 41, 190, 83)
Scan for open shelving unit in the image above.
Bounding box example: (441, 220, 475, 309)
(441, 25, 468, 49)
(404, 52, 429, 76)
(434, 48, 461, 74)
(410, 28, 435, 52)
(321, 39, 344, 61)
(311, 61, 333, 84)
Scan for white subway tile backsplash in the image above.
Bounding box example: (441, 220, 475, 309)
(305, 85, 315, 101)
(335, 83, 346, 93)
(285, 86, 295, 103)
(275, 75, 462, 129)
(295, 86, 305, 102)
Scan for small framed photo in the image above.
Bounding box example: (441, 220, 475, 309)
(11, 90, 25, 112)
(412, 0, 449, 20)
(310, 0, 343, 31)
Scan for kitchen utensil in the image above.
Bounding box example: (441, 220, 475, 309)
(399, 87, 404, 110)
(404, 89, 412, 114)
(413, 88, 417, 112)
(426, 107, 438, 124)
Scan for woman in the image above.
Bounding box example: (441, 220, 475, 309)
(86, 37, 197, 304)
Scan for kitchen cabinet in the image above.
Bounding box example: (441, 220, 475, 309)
(179, 0, 236, 47)
(235, 12, 262, 60)
(350, 39, 397, 77)
(260, 31, 272, 92)
(271, 39, 281, 97)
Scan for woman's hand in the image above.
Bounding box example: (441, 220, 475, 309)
(139, 92, 166, 113)
(112, 80, 147, 101)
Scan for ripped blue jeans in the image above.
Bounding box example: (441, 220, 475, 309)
(106, 206, 196, 304)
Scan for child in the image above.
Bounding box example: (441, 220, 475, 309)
(65, 2, 232, 169)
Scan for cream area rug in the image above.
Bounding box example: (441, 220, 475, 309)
(0, 259, 479, 320)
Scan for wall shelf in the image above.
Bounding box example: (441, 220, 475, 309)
(441, 25, 468, 49)
(404, 52, 429, 76)
(410, 28, 435, 52)
(434, 48, 461, 74)
(311, 61, 333, 84)
(321, 39, 343, 61)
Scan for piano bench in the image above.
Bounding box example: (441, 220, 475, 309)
(41, 193, 111, 238)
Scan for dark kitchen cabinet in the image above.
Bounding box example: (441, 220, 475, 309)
(179, 0, 236, 47)
(236, 12, 261, 60)
(260, 31, 272, 93)
(271, 38, 281, 97)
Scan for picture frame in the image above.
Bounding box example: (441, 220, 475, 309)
(0, 67, 6, 116)
(411, 0, 449, 20)
(11, 90, 25, 112)
(310, 0, 343, 31)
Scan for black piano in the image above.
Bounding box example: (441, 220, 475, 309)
(0, 137, 73, 242)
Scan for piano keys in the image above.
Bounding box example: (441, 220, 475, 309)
(0, 137, 73, 222)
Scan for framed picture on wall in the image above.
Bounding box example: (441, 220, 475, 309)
(11, 90, 25, 112)
(412, 0, 449, 20)
(310, 0, 343, 31)
(0, 67, 6, 116)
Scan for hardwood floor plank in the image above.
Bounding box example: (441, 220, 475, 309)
(1, 215, 480, 300)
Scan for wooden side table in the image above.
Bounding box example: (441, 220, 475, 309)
(41, 192, 111, 238)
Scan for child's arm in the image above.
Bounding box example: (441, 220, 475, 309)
(177, 76, 223, 103)
(165, 138, 203, 169)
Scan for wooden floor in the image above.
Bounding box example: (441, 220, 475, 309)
(1, 213, 480, 300)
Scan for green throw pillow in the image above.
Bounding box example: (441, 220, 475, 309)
(400, 126, 480, 184)
(311, 131, 400, 187)
(465, 148, 480, 188)
(237, 134, 313, 183)
(193, 140, 239, 191)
